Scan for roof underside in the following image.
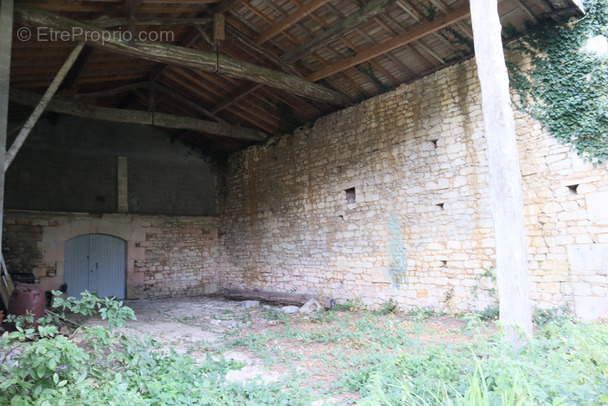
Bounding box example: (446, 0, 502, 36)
(7, 0, 583, 158)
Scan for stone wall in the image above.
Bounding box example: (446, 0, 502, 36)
(218, 58, 608, 320)
(3, 210, 226, 299)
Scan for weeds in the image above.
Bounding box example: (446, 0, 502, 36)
(0, 292, 313, 405)
(3, 293, 607, 405)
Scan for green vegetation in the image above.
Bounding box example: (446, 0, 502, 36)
(2, 294, 607, 405)
(0, 293, 313, 405)
(508, 0, 608, 164)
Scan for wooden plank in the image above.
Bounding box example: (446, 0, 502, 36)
(257, 0, 330, 44)
(15, 5, 348, 106)
(10, 88, 268, 141)
(5, 42, 85, 170)
(470, 0, 532, 345)
(307, 3, 470, 82)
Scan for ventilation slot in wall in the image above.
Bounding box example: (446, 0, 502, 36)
(436, 203, 445, 210)
(430, 139, 438, 149)
(345, 187, 356, 204)
(567, 184, 579, 195)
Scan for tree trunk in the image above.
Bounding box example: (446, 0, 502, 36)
(470, 0, 533, 345)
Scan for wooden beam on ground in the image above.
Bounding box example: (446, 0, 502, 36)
(226, 289, 331, 308)
(257, 0, 330, 44)
(10, 88, 268, 141)
(470, 0, 532, 345)
(307, 3, 470, 82)
(15, 5, 348, 106)
(5, 42, 85, 170)
(282, 0, 395, 63)
(0, 0, 14, 253)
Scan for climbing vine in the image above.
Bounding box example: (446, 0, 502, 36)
(507, 0, 608, 164)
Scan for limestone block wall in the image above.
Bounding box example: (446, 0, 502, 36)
(3, 210, 226, 299)
(218, 58, 608, 319)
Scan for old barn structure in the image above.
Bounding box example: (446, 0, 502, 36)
(2, 0, 606, 320)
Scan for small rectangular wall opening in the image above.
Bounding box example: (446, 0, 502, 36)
(567, 184, 579, 195)
(345, 187, 356, 204)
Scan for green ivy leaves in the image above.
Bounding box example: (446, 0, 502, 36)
(508, 0, 608, 164)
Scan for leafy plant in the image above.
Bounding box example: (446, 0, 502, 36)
(508, 0, 608, 163)
(0, 292, 313, 405)
(374, 299, 398, 315)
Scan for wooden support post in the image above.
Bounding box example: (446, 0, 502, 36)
(5, 42, 85, 170)
(214, 13, 225, 43)
(470, 0, 533, 345)
(117, 156, 128, 213)
(0, 0, 14, 253)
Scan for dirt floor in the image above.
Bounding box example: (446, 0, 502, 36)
(84, 295, 485, 405)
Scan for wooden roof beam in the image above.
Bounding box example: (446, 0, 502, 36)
(15, 5, 348, 106)
(283, 0, 395, 63)
(307, 3, 470, 82)
(88, 16, 212, 29)
(10, 88, 268, 141)
(6, 43, 85, 170)
(215, 0, 243, 14)
(257, 0, 330, 44)
(62, 45, 96, 91)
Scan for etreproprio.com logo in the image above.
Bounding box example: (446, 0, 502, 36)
(16, 26, 174, 44)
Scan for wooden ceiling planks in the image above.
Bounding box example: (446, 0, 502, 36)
(7, 0, 583, 154)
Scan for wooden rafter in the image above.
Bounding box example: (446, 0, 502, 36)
(307, 3, 470, 82)
(257, 0, 330, 44)
(6, 43, 85, 170)
(62, 45, 96, 91)
(10, 88, 268, 141)
(283, 0, 395, 63)
(14, 5, 348, 106)
(88, 17, 213, 28)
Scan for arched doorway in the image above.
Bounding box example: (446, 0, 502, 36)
(65, 234, 126, 299)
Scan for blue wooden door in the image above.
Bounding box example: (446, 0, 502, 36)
(65, 234, 126, 299)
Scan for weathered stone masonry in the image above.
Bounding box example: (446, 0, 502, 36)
(3, 211, 225, 298)
(218, 57, 608, 320)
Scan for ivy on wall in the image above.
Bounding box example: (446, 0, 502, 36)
(508, 0, 607, 164)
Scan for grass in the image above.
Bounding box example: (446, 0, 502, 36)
(2, 294, 607, 405)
